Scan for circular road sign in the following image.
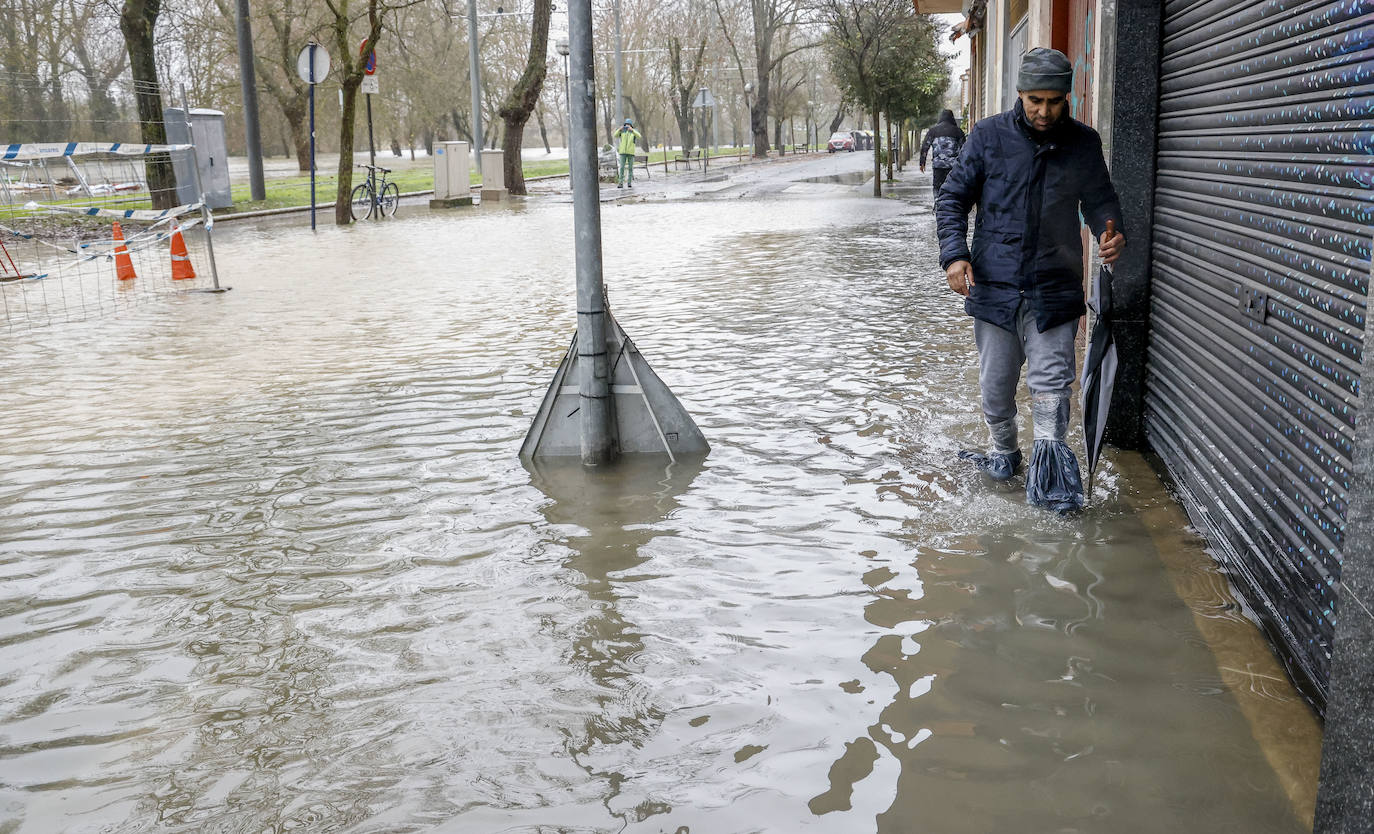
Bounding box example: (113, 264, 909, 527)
(359, 39, 377, 75)
(296, 42, 331, 84)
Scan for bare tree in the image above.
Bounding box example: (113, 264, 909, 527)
(66, 0, 129, 134)
(667, 35, 707, 152)
(712, 0, 812, 157)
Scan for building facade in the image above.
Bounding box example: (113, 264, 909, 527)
(918, 1, 1374, 827)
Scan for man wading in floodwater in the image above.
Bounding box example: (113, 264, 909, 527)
(936, 48, 1125, 512)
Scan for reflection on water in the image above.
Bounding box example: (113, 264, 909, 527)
(528, 457, 702, 828)
(0, 188, 1314, 832)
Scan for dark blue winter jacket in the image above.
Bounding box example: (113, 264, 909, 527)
(936, 100, 1123, 333)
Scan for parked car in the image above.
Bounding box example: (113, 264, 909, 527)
(850, 129, 875, 150)
(827, 132, 855, 152)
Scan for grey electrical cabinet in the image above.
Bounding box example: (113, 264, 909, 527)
(163, 107, 233, 209)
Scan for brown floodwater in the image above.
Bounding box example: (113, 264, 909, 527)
(0, 168, 1320, 832)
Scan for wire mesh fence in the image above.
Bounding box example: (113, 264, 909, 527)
(1, 74, 222, 330)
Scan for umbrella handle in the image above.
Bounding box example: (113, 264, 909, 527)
(1103, 220, 1117, 276)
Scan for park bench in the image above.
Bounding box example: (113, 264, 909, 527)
(635, 153, 651, 179)
(673, 149, 702, 170)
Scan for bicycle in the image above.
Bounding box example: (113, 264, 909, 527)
(350, 164, 400, 220)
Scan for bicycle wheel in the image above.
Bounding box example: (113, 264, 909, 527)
(350, 182, 374, 221)
(379, 182, 400, 217)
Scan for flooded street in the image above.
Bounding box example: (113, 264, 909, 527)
(0, 155, 1319, 832)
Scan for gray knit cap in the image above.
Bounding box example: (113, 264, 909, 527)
(1017, 47, 1073, 93)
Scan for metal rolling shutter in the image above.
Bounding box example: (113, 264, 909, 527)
(1147, 0, 1372, 711)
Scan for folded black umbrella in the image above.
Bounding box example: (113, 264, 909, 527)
(1080, 263, 1117, 501)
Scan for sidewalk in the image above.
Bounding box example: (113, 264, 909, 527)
(215, 148, 837, 222)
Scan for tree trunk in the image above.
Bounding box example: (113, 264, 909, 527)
(885, 117, 894, 181)
(279, 98, 310, 173)
(535, 106, 551, 154)
(749, 2, 773, 158)
(895, 119, 903, 171)
(88, 85, 119, 135)
(829, 106, 846, 134)
(750, 98, 770, 157)
(449, 109, 472, 145)
(335, 75, 361, 224)
(120, 0, 177, 209)
(871, 110, 881, 197)
(668, 36, 706, 154)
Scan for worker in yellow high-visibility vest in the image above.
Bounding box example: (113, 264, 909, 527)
(614, 118, 641, 189)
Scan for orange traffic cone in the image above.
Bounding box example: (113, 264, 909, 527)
(112, 220, 137, 281)
(169, 221, 196, 280)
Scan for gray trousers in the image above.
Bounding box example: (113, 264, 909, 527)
(973, 304, 1077, 453)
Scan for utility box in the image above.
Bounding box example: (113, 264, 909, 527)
(429, 141, 473, 208)
(480, 149, 506, 202)
(163, 107, 232, 209)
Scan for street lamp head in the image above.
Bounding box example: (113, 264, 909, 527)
(555, 38, 569, 56)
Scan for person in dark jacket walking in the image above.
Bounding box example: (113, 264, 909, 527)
(936, 48, 1125, 511)
(919, 109, 966, 195)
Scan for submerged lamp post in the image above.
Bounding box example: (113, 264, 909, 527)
(520, 0, 707, 466)
(466, 0, 484, 162)
(612, 0, 625, 127)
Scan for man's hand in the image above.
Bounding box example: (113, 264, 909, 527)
(945, 260, 974, 296)
(1099, 221, 1125, 265)
(919, 164, 925, 172)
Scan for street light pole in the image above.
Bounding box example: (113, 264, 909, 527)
(521, 0, 709, 464)
(568, 0, 613, 464)
(612, 0, 624, 128)
(466, 0, 484, 163)
(556, 38, 571, 149)
(234, 0, 266, 201)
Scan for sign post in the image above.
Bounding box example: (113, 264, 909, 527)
(296, 42, 331, 230)
(360, 41, 378, 214)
